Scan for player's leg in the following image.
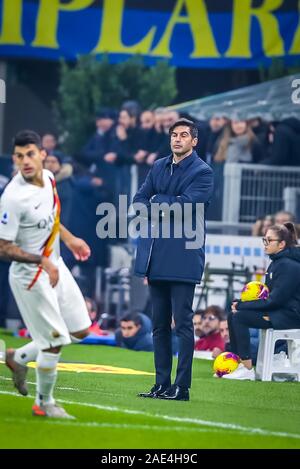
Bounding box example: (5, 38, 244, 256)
(5, 341, 37, 396)
(32, 344, 74, 419)
(56, 258, 91, 341)
(6, 260, 91, 396)
(9, 271, 73, 418)
(223, 310, 272, 380)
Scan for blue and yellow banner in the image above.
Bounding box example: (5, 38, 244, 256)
(0, 0, 299, 68)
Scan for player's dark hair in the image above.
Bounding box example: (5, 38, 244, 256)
(169, 118, 198, 139)
(13, 130, 42, 149)
(269, 222, 298, 247)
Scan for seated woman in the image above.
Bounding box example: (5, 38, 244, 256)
(223, 222, 300, 380)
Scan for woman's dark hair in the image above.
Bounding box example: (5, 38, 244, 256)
(269, 222, 298, 248)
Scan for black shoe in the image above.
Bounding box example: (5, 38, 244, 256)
(138, 384, 169, 399)
(157, 385, 189, 401)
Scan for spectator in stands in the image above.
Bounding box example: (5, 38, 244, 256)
(220, 318, 229, 343)
(121, 100, 142, 120)
(84, 297, 107, 336)
(44, 152, 73, 228)
(81, 108, 116, 167)
(225, 222, 300, 380)
(42, 133, 65, 161)
(140, 110, 165, 153)
(193, 310, 204, 340)
(136, 110, 166, 184)
(162, 110, 180, 131)
(205, 113, 227, 164)
(153, 107, 165, 133)
(212, 318, 229, 358)
(248, 117, 270, 157)
(66, 166, 110, 295)
(107, 107, 145, 200)
(262, 118, 300, 166)
(115, 313, 154, 352)
(274, 211, 300, 237)
(194, 306, 225, 354)
(274, 210, 295, 225)
(80, 108, 118, 202)
(252, 214, 274, 237)
(214, 118, 263, 164)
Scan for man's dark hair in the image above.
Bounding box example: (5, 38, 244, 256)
(120, 313, 142, 327)
(169, 118, 198, 139)
(194, 309, 204, 317)
(13, 130, 42, 149)
(202, 305, 226, 321)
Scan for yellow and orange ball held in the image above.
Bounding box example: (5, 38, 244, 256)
(240, 281, 269, 302)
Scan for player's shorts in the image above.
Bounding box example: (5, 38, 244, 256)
(9, 257, 91, 350)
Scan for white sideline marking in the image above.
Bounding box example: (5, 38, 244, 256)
(3, 416, 223, 434)
(0, 376, 122, 397)
(1, 389, 300, 441)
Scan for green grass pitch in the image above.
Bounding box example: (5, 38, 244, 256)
(0, 330, 300, 449)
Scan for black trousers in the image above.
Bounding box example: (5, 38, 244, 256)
(228, 310, 272, 360)
(149, 280, 195, 389)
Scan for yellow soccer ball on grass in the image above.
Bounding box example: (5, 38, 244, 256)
(213, 352, 239, 377)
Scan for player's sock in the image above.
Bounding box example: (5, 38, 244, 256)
(14, 342, 38, 366)
(70, 335, 82, 343)
(35, 351, 60, 406)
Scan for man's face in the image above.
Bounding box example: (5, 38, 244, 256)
(193, 314, 202, 338)
(201, 313, 220, 335)
(162, 111, 179, 131)
(96, 117, 114, 133)
(140, 111, 155, 130)
(44, 155, 61, 175)
(120, 320, 140, 338)
(219, 320, 229, 343)
(209, 117, 226, 132)
(274, 212, 292, 225)
(170, 125, 197, 157)
(42, 134, 56, 152)
(13, 144, 45, 182)
(119, 110, 134, 129)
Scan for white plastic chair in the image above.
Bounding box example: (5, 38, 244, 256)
(256, 329, 300, 381)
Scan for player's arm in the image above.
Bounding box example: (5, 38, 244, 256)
(0, 239, 42, 264)
(60, 224, 91, 261)
(0, 239, 58, 287)
(0, 191, 59, 285)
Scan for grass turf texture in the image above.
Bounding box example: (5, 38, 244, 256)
(0, 330, 300, 449)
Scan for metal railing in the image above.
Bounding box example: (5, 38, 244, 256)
(222, 163, 300, 223)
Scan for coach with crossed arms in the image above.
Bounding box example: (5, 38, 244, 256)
(133, 119, 213, 401)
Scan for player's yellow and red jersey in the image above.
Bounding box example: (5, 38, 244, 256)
(0, 169, 61, 288)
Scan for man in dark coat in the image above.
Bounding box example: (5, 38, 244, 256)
(133, 118, 214, 401)
(262, 118, 300, 166)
